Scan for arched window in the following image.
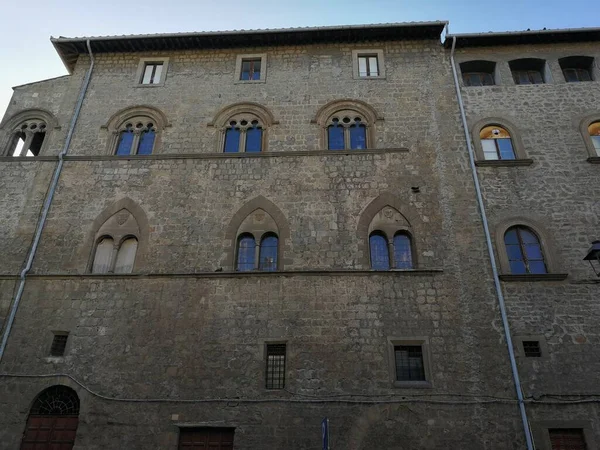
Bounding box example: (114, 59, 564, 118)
(504, 226, 547, 274)
(460, 61, 496, 86)
(327, 115, 367, 150)
(480, 125, 515, 160)
(115, 120, 156, 155)
(370, 231, 390, 270)
(588, 122, 600, 156)
(90, 208, 141, 274)
(6, 119, 47, 157)
(259, 233, 279, 271)
(393, 232, 413, 269)
(236, 233, 256, 271)
(21, 386, 80, 449)
(223, 117, 264, 153)
(559, 56, 594, 82)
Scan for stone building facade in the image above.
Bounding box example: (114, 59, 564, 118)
(0, 22, 598, 449)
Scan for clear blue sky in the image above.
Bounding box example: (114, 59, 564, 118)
(0, 0, 597, 116)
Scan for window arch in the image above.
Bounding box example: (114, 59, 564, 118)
(366, 206, 415, 271)
(559, 56, 594, 82)
(21, 385, 80, 449)
(471, 118, 527, 162)
(460, 60, 496, 86)
(87, 198, 148, 274)
(313, 99, 381, 151)
(579, 115, 600, 159)
(0, 108, 57, 157)
(104, 105, 168, 156)
(210, 103, 276, 153)
(504, 226, 547, 274)
(224, 196, 290, 271)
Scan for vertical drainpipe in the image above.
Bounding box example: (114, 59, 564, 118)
(449, 36, 534, 450)
(0, 40, 95, 363)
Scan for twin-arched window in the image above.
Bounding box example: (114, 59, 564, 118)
(369, 231, 413, 270)
(327, 115, 367, 150)
(504, 226, 547, 274)
(236, 232, 279, 271)
(224, 118, 264, 153)
(115, 120, 156, 155)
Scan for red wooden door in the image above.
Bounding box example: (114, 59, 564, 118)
(20, 415, 79, 450)
(178, 427, 235, 450)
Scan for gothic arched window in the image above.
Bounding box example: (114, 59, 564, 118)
(115, 120, 157, 155)
(223, 118, 264, 153)
(90, 209, 141, 274)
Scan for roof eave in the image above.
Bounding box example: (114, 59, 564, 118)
(444, 27, 600, 48)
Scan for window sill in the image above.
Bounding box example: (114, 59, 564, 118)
(133, 83, 166, 88)
(499, 273, 568, 282)
(234, 79, 266, 84)
(354, 76, 387, 80)
(475, 159, 533, 167)
(587, 156, 600, 164)
(393, 380, 432, 389)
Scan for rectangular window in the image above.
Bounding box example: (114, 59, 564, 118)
(141, 63, 163, 85)
(240, 58, 262, 81)
(394, 345, 425, 381)
(178, 427, 235, 450)
(549, 428, 587, 450)
(50, 333, 69, 356)
(522, 340, 542, 357)
(265, 343, 286, 389)
(358, 55, 379, 77)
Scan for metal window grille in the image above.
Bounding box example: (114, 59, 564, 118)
(266, 344, 286, 389)
(549, 428, 587, 450)
(50, 334, 68, 356)
(522, 340, 542, 357)
(394, 345, 425, 381)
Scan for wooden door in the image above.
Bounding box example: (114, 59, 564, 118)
(20, 415, 79, 450)
(178, 427, 235, 450)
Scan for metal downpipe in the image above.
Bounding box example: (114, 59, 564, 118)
(449, 36, 534, 450)
(0, 40, 95, 363)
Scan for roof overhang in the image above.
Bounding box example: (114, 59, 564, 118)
(52, 21, 448, 73)
(444, 27, 600, 49)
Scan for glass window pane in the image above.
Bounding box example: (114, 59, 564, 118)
(370, 233, 390, 270)
(241, 61, 251, 80)
(528, 261, 547, 274)
(252, 60, 261, 80)
(564, 69, 578, 82)
(152, 64, 163, 84)
(368, 56, 379, 76)
(504, 229, 519, 245)
(517, 71, 530, 85)
(482, 73, 494, 85)
(224, 127, 241, 153)
(530, 71, 543, 84)
(497, 138, 515, 160)
(349, 124, 366, 150)
(579, 69, 591, 81)
(393, 234, 413, 269)
(506, 244, 523, 261)
(519, 229, 539, 244)
(524, 244, 543, 260)
(509, 260, 527, 274)
(328, 124, 345, 150)
(114, 238, 138, 274)
(245, 126, 262, 153)
(137, 129, 155, 155)
(259, 235, 278, 271)
(469, 73, 483, 86)
(116, 129, 134, 155)
(481, 139, 498, 160)
(142, 65, 154, 84)
(237, 235, 256, 271)
(92, 237, 114, 274)
(358, 57, 367, 77)
(591, 136, 600, 155)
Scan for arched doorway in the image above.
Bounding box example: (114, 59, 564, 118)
(20, 385, 80, 450)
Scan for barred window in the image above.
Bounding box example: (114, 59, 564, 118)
(30, 386, 80, 416)
(266, 343, 286, 389)
(394, 345, 425, 381)
(549, 429, 587, 450)
(50, 333, 69, 357)
(522, 341, 542, 358)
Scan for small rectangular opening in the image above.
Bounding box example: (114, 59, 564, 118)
(50, 333, 69, 357)
(394, 345, 425, 381)
(141, 63, 164, 84)
(549, 428, 587, 450)
(522, 340, 542, 357)
(265, 343, 286, 389)
(178, 427, 235, 450)
(358, 55, 379, 77)
(240, 58, 261, 81)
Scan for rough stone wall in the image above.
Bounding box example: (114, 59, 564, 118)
(456, 41, 600, 445)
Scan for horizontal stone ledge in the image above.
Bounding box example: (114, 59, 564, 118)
(587, 156, 600, 164)
(475, 159, 534, 167)
(498, 273, 568, 282)
(0, 156, 59, 162)
(0, 268, 444, 280)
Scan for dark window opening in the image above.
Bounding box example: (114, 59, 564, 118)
(50, 333, 69, 357)
(549, 428, 587, 450)
(509, 59, 546, 85)
(522, 340, 541, 357)
(394, 345, 425, 381)
(240, 58, 262, 81)
(504, 226, 547, 275)
(460, 61, 496, 86)
(178, 427, 235, 450)
(559, 56, 594, 82)
(358, 55, 379, 77)
(141, 63, 163, 84)
(30, 386, 80, 416)
(266, 343, 286, 389)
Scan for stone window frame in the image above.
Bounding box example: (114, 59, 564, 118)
(471, 117, 532, 166)
(259, 338, 289, 391)
(531, 421, 596, 450)
(222, 196, 291, 271)
(134, 57, 169, 87)
(0, 108, 58, 157)
(357, 193, 424, 270)
(387, 336, 432, 389)
(84, 198, 149, 273)
(579, 113, 600, 162)
(209, 102, 277, 153)
(234, 53, 267, 84)
(313, 99, 382, 151)
(102, 105, 169, 156)
(513, 334, 549, 359)
(351, 49, 386, 80)
(494, 216, 567, 281)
